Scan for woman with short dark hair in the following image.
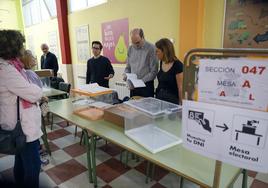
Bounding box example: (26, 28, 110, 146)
(0, 30, 42, 188)
(155, 38, 183, 105)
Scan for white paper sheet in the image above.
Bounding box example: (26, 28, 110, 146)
(126, 73, 146, 88)
(78, 83, 112, 93)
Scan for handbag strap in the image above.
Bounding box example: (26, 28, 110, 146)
(15, 96, 24, 133)
(17, 97, 20, 122)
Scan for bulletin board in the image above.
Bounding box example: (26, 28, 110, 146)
(76, 25, 90, 63)
(48, 31, 59, 59)
(223, 0, 268, 48)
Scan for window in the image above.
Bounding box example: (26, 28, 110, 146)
(69, 0, 87, 12)
(22, 3, 32, 27)
(22, 0, 57, 27)
(69, 0, 107, 13)
(40, 0, 50, 21)
(44, 0, 57, 17)
(31, 0, 41, 24)
(87, 0, 107, 8)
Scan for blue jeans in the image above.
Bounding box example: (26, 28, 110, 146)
(14, 139, 41, 188)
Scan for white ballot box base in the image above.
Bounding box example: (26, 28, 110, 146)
(125, 124, 182, 154)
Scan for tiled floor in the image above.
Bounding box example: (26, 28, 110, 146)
(0, 116, 268, 188)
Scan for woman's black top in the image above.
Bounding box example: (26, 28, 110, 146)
(156, 60, 183, 104)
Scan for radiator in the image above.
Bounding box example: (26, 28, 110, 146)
(113, 81, 130, 100)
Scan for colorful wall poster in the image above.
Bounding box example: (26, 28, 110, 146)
(223, 0, 268, 48)
(102, 18, 129, 64)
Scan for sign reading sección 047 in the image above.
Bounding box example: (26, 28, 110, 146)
(182, 100, 268, 173)
(197, 58, 268, 111)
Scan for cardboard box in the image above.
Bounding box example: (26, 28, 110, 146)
(73, 107, 104, 121)
(103, 104, 139, 128)
(35, 69, 54, 77)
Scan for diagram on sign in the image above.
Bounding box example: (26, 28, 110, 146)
(187, 109, 214, 136)
(232, 115, 268, 148)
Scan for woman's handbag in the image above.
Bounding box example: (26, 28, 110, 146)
(0, 97, 26, 155)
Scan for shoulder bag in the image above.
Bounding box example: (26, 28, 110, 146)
(0, 97, 26, 155)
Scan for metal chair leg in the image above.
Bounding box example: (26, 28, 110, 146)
(83, 129, 93, 183)
(90, 134, 97, 187)
(136, 155, 140, 162)
(180, 177, 184, 188)
(125, 151, 129, 168)
(41, 116, 51, 155)
(120, 150, 126, 163)
(50, 112, 54, 130)
(145, 161, 151, 183)
(150, 163, 155, 181)
(242, 169, 248, 188)
(131, 153, 135, 160)
(79, 131, 84, 145)
(74, 125, 78, 137)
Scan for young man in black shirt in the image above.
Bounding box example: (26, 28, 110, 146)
(86, 41, 114, 88)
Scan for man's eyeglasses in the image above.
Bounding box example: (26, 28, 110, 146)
(92, 47, 100, 50)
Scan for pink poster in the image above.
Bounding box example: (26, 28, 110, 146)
(102, 18, 129, 64)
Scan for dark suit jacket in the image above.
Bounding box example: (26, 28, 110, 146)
(41, 52, 59, 77)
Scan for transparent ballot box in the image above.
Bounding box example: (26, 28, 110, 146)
(71, 84, 118, 104)
(71, 97, 111, 121)
(91, 91, 118, 104)
(124, 98, 183, 154)
(124, 97, 182, 116)
(72, 97, 95, 110)
(40, 77, 51, 88)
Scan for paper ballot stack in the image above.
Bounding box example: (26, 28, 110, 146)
(125, 73, 146, 88)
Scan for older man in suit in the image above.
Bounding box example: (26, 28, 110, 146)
(40, 43, 58, 77)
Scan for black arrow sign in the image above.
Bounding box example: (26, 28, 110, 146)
(216, 123, 229, 132)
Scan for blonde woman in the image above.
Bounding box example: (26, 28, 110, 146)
(20, 50, 42, 88)
(20, 50, 50, 165)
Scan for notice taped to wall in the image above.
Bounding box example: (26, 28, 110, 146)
(198, 58, 268, 111)
(182, 100, 268, 173)
(76, 25, 90, 62)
